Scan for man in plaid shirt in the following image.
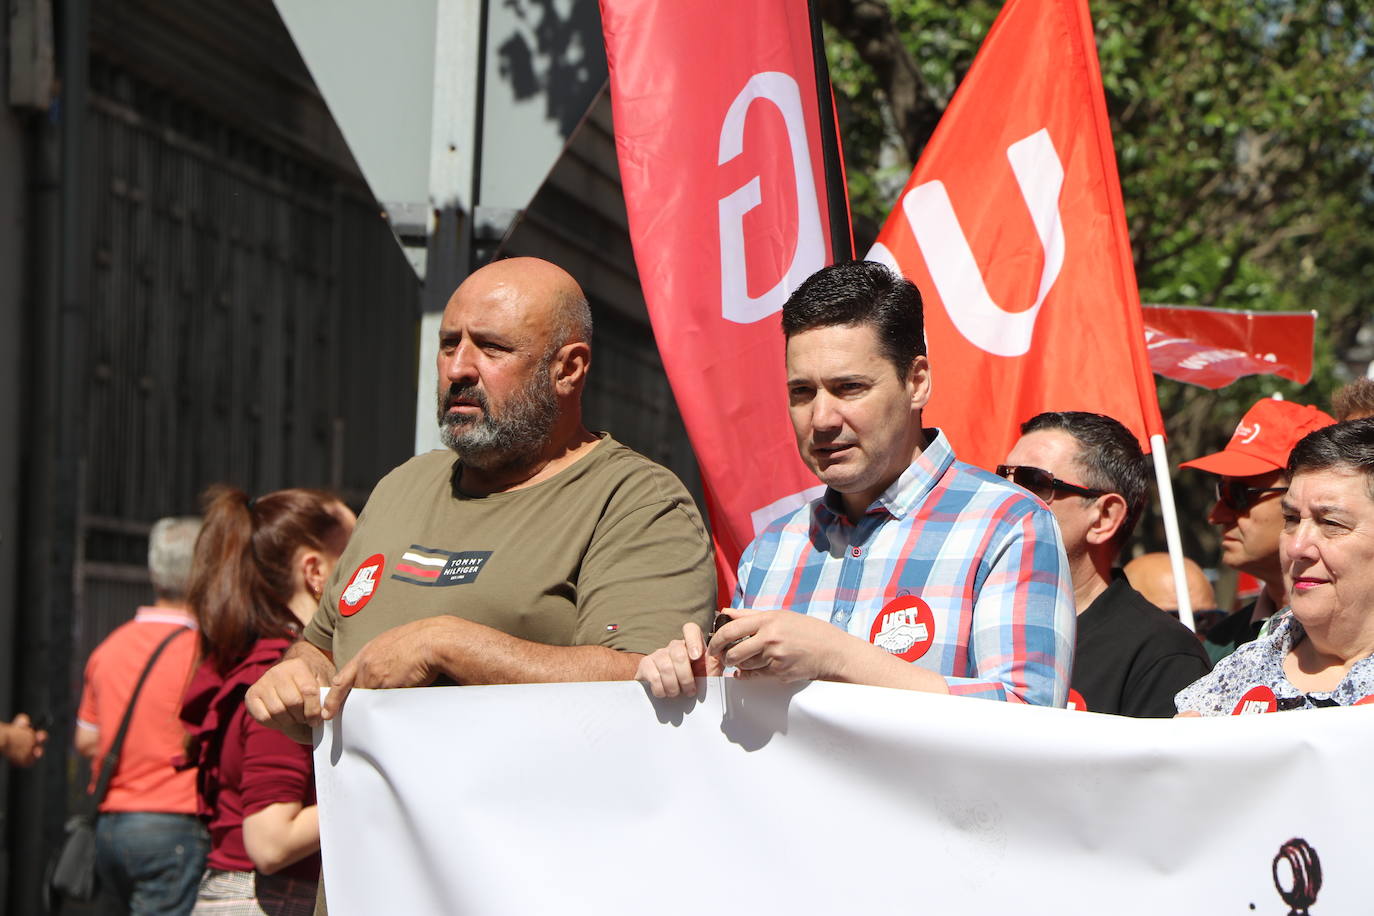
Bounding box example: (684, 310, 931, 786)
(637, 261, 1074, 705)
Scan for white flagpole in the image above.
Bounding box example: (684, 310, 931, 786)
(1149, 433, 1195, 632)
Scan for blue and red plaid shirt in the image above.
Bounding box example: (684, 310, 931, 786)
(733, 430, 1074, 705)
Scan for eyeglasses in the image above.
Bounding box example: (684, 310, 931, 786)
(1215, 479, 1287, 512)
(995, 465, 1109, 502)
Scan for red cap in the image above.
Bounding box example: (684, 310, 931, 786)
(1180, 399, 1335, 477)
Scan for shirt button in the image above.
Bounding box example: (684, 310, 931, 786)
(851, 547, 862, 557)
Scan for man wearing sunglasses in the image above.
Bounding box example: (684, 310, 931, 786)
(1179, 398, 1334, 663)
(1002, 412, 1210, 717)
(636, 261, 1074, 706)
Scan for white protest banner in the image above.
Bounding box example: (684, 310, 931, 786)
(315, 680, 1367, 914)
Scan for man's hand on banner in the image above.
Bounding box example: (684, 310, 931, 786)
(709, 608, 851, 684)
(709, 608, 952, 695)
(246, 640, 338, 744)
(635, 622, 723, 699)
(324, 617, 451, 719)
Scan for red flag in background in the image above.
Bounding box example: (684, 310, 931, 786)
(1140, 305, 1316, 390)
(601, 1, 852, 594)
(869, 0, 1164, 468)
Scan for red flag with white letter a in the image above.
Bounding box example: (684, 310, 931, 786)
(601, 1, 852, 594)
(868, 0, 1164, 469)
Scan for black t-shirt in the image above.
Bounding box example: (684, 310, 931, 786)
(1071, 574, 1213, 717)
(1202, 600, 1268, 665)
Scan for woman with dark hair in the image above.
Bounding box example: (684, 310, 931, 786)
(179, 486, 354, 914)
(1177, 418, 1374, 715)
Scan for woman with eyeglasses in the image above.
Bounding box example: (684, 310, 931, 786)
(1176, 419, 1374, 715)
(180, 486, 355, 914)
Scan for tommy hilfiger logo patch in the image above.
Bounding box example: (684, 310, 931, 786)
(391, 545, 493, 587)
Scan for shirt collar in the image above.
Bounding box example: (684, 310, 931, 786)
(815, 428, 954, 525)
(134, 606, 199, 629)
(1251, 588, 1280, 624)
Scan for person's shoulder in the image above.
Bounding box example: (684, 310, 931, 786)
(85, 615, 193, 680)
(946, 460, 1044, 511)
(366, 449, 457, 504)
(1210, 616, 1286, 672)
(1106, 581, 1212, 656)
(736, 497, 817, 582)
(940, 459, 1056, 532)
(86, 614, 152, 660)
(1175, 622, 1277, 713)
(1203, 600, 1258, 648)
(751, 497, 817, 543)
(581, 435, 698, 506)
(380, 449, 456, 485)
(83, 623, 127, 674)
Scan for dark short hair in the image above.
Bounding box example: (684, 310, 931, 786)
(780, 260, 925, 378)
(1287, 417, 1374, 498)
(1020, 411, 1149, 547)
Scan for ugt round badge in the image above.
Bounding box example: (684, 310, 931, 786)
(1231, 684, 1277, 716)
(339, 554, 385, 617)
(869, 595, 936, 662)
(1066, 689, 1087, 711)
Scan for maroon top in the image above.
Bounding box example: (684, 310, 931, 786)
(181, 638, 320, 879)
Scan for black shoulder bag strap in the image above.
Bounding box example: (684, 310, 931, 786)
(87, 626, 192, 811)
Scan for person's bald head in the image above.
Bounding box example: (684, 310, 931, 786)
(450, 257, 592, 355)
(436, 258, 594, 472)
(1124, 552, 1216, 613)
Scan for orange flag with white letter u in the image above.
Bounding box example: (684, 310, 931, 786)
(869, 0, 1164, 470)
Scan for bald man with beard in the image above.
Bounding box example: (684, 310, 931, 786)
(247, 257, 716, 739)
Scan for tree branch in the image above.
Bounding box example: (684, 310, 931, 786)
(818, 0, 942, 160)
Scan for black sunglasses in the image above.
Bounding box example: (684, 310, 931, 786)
(1215, 479, 1287, 512)
(996, 465, 1109, 501)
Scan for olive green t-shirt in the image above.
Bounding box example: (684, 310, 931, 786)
(303, 434, 715, 668)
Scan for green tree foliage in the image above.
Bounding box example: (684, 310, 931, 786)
(821, 0, 1374, 578)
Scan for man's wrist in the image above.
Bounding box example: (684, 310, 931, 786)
(823, 632, 865, 683)
(428, 616, 470, 682)
(286, 638, 319, 660)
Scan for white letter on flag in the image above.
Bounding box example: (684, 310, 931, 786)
(904, 128, 1066, 357)
(717, 71, 826, 325)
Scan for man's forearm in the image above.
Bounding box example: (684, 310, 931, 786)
(829, 638, 951, 694)
(433, 617, 641, 685)
(286, 638, 334, 668)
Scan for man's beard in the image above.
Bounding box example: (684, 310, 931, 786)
(436, 364, 559, 471)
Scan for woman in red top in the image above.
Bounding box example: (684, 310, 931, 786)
(180, 486, 355, 915)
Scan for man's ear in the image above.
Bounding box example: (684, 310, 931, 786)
(552, 341, 591, 395)
(1086, 493, 1129, 547)
(907, 355, 932, 411)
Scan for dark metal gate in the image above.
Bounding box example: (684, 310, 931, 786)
(73, 59, 419, 672)
(6, 12, 421, 906)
